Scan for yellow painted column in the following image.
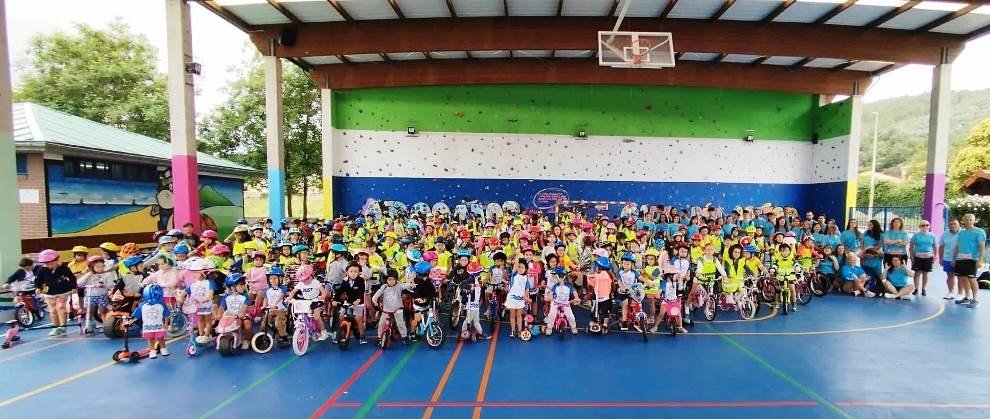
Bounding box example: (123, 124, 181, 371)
(320, 87, 334, 219)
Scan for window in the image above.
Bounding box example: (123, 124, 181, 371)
(63, 158, 158, 181)
(15, 154, 28, 176)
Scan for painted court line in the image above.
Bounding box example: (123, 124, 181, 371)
(706, 324, 851, 419)
(353, 342, 421, 419)
(423, 339, 464, 419)
(472, 323, 500, 419)
(0, 337, 84, 363)
(309, 349, 384, 419)
(835, 401, 990, 409)
(333, 400, 819, 408)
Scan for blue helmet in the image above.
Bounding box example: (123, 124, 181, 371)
(456, 249, 471, 259)
(551, 266, 566, 276)
(330, 243, 348, 253)
(123, 255, 144, 269)
(225, 273, 245, 287)
(621, 252, 636, 263)
(173, 242, 190, 255)
(406, 221, 419, 230)
(595, 256, 612, 270)
(407, 249, 423, 263)
(744, 245, 759, 254)
(267, 266, 285, 277)
(292, 244, 310, 255)
(355, 217, 365, 227)
(142, 284, 163, 304)
(414, 261, 432, 276)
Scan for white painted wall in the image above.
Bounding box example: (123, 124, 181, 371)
(811, 135, 851, 183)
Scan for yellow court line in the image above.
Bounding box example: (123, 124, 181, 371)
(0, 334, 187, 409)
(0, 338, 84, 364)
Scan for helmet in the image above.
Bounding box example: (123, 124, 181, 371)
(211, 244, 231, 255)
(292, 244, 310, 255)
(250, 223, 264, 232)
(187, 257, 215, 272)
(330, 243, 348, 253)
(414, 261, 432, 276)
(167, 229, 183, 237)
(625, 218, 635, 226)
(333, 222, 344, 231)
(554, 241, 566, 249)
(236, 218, 248, 225)
(201, 230, 218, 240)
(595, 256, 612, 270)
(407, 249, 423, 262)
(785, 231, 796, 238)
(406, 221, 419, 230)
(399, 237, 413, 246)
(467, 262, 483, 275)
(551, 266, 566, 276)
(512, 219, 523, 226)
(278, 241, 293, 249)
(456, 249, 471, 259)
(355, 217, 365, 227)
(119, 243, 140, 258)
(295, 264, 314, 281)
(582, 222, 594, 230)
(744, 245, 759, 254)
(690, 233, 702, 241)
(288, 227, 301, 235)
(740, 237, 753, 247)
(621, 252, 636, 262)
(99, 242, 119, 253)
(529, 226, 540, 234)
(267, 266, 285, 277)
(123, 255, 144, 269)
(745, 225, 757, 234)
(486, 237, 500, 248)
(606, 223, 616, 230)
(281, 218, 290, 226)
(423, 251, 438, 262)
(158, 235, 177, 245)
(233, 225, 249, 234)
(143, 284, 164, 304)
(644, 248, 660, 258)
(225, 273, 245, 287)
(459, 230, 471, 239)
(173, 243, 191, 255)
(250, 251, 266, 260)
(385, 232, 398, 239)
(86, 255, 105, 266)
(71, 246, 88, 254)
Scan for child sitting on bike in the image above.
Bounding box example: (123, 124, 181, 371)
(219, 274, 253, 350)
(410, 261, 438, 341)
(722, 245, 746, 305)
(288, 264, 328, 341)
(76, 256, 116, 332)
(131, 284, 169, 358)
(178, 258, 217, 344)
(372, 269, 413, 344)
(691, 244, 727, 306)
(260, 268, 289, 346)
(617, 252, 640, 331)
(543, 274, 579, 335)
(460, 263, 491, 340)
(245, 251, 269, 305)
(772, 243, 799, 310)
(336, 263, 368, 345)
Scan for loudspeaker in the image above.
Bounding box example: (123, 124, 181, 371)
(278, 27, 297, 47)
(811, 133, 819, 144)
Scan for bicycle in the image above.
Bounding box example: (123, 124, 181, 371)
(251, 307, 277, 354)
(625, 294, 649, 342)
(290, 299, 321, 356)
(166, 301, 188, 338)
(772, 267, 796, 315)
(545, 300, 572, 340)
(378, 310, 400, 350)
(335, 301, 356, 350)
(794, 267, 814, 306)
(484, 284, 504, 335)
(448, 285, 464, 331)
(415, 300, 445, 349)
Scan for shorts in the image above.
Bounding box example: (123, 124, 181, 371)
(955, 259, 978, 278)
(941, 261, 954, 274)
(883, 253, 907, 267)
(143, 331, 166, 340)
(349, 304, 365, 319)
(912, 257, 933, 273)
(87, 295, 109, 307)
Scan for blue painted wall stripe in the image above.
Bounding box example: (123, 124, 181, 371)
(267, 169, 286, 219)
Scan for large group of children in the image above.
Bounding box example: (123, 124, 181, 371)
(5, 202, 987, 358)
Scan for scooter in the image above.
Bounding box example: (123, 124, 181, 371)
(111, 318, 150, 363)
(2, 320, 21, 349)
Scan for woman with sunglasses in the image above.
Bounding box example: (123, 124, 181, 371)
(909, 220, 938, 296)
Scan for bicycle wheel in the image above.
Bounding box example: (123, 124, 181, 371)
(739, 297, 756, 320)
(167, 312, 188, 337)
(337, 323, 351, 350)
(15, 307, 34, 328)
(759, 282, 776, 303)
(379, 327, 392, 350)
(292, 327, 309, 356)
(797, 282, 813, 305)
(703, 296, 717, 321)
(425, 323, 445, 349)
(448, 301, 462, 330)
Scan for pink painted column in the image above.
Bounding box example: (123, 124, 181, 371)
(165, 0, 200, 231)
(923, 52, 951, 234)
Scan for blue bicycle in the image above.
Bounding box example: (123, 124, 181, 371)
(416, 300, 445, 349)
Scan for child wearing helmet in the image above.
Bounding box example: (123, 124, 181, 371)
(691, 244, 727, 306)
(722, 245, 746, 305)
(276, 241, 296, 266)
(336, 263, 369, 345)
(642, 249, 663, 325)
(131, 285, 170, 358)
(98, 242, 120, 274)
(372, 269, 413, 344)
(460, 263, 491, 340)
(504, 258, 532, 338)
(76, 256, 116, 331)
(219, 274, 254, 349)
(178, 259, 217, 344)
(287, 265, 330, 341)
(173, 242, 192, 268)
(410, 261, 438, 339)
(743, 245, 767, 277)
(261, 267, 290, 346)
(617, 253, 641, 331)
(244, 251, 270, 304)
(587, 256, 615, 328)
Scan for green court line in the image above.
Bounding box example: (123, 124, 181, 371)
(706, 324, 852, 419)
(200, 343, 320, 419)
(354, 342, 421, 419)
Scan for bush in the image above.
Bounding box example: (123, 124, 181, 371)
(856, 180, 924, 207)
(948, 195, 990, 228)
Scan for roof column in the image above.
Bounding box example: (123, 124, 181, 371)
(264, 54, 286, 221)
(165, 0, 201, 231)
(320, 87, 333, 220)
(0, 0, 23, 270)
(923, 48, 951, 234)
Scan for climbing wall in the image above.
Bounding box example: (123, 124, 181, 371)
(329, 85, 852, 218)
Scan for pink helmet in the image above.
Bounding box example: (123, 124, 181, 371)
(423, 250, 438, 262)
(86, 255, 105, 266)
(211, 244, 231, 255)
(37, 249, 59, 264)
(201, 230, 218, 240)
(295, 264, 314, 281)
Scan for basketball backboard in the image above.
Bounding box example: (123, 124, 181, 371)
(598, 31, 675, 69)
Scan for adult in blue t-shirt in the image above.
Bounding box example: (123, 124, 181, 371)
(880, 256, 915, 299)
(938, 219, 961, 300)
(840, 219, 862, 252)
(954, 214, 987, 307)
(909, 221, 938, 297)
(839, 253, 874, 298)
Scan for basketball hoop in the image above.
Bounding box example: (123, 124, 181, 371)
(598, 31, 675, 69)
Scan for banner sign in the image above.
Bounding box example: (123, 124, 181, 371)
(533, 188, 569, 210)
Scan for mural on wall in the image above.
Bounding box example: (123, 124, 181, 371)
(46, 162, 245, 238)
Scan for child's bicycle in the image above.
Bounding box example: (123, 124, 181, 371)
(757, 272, 778, 304)
(416, 300, 445, 349)
(448, 285, 465, 331)
(690, 274, 719, 322)
(215, 314, 243, 357)
(794, 267, 814, 306)
(546, 301, 571, 340)
(290, 299, 321, 356)
(2, 283, 47, 328)
(334, 301, 356, 350)
(625, 285, 649, 342)
(377, 310, 400, 350)
(166, 303, 189, 338)
(772, 267, 796, 315)
(2, 320, 21, 349)
(716, 279, 758, 320)
(587, 298, 609, 335)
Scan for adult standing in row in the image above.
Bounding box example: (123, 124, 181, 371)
(909, 220, 937, 297)
(954, 214, 986, 308)
(939, 219, 960, 300)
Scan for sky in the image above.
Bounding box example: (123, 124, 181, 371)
(5, 0, 990, 116)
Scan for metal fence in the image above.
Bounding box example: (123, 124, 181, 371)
(847, 206, 931, 234)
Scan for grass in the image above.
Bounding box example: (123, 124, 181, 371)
(244, 194, 325, 218)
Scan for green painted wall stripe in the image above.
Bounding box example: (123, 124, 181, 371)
(814, 98, 853, 139)
(354, 342, 421, 419)
(333, 84, 825, 141)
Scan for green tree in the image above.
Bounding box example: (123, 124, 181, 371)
(199, 56, 322, 218)
(948, 118, 990, 195)
(14, 20, 168, 140)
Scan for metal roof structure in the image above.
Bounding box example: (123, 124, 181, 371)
(13, 102, 259, 177)
(197, 0, 990, 95)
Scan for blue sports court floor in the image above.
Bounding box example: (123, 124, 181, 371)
(1, 273, 986, 419)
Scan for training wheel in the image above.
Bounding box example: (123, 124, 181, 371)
(186, 345, 197, 357)
(519, 329, 532, 341)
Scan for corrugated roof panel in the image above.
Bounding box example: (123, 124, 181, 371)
(880, 7, 954, 30)
(507, 0, 557, 16)
(762, 55, 804, 66)
(397, 0, 451, 18)
(513, 49, 553, 58)
(472, 50, 511, 58)
(337, 0, 398, 20)
(679, 52, 720, 61)
(555, 49, 595, 58)
(721, 53, 761, 63)
(805, 57, 847, 68)
(302, 56, 343, 65)
(846, 60, 893, 71)
(344, 53, 384, 62)
(773, 1, 839, 23)
(451, 0, 505, 16)
(563, 0, 612, 16)
(931, 6, 990, 34)
(719, 0, 784, 22)
(616, 0, 667, 17)
(220, 2, 292, 25)
(825, 3, 899, 26)
(279, 0, 345, 22)
(428, 51, 470, 59)
(668, 0, 724, 19)
(386, 52, 428, 60)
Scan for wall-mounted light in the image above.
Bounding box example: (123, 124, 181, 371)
(576, 130, 587, 139)
(406, 126, 417, 136)
(743, 129, 755, 142)
(184, 62, 202, 76)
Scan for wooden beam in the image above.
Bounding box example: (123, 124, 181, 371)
(966, 22, 990, 40)
(710, 0, 736, 22)
(199, 1, 253, 32)
(287, 57, 311, 71)
(309, 58, 870, 95)
(761, 0, 795, 24)
(336, 54, 350, 64)
(250, 17, 966, 66)
(387, 0, 405, 19)
(916, 4, 978, 32)
(814, 0, 855, 26)
(327, 0, 352, 21)
(607, 0, 620, 17)
(789, 57, 813, 71)
(557, 0, 564, 17)
(267, 0, 301, 24)
(503, 0, 509, 16)
(871, 63, 903, 77)
(865, 1, 920, 28)
(445, 0, 457, 18)
(659, 0, 678, 19)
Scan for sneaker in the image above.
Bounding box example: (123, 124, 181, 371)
(148, 350, 158, 359)
(955, 298, 972, 305)
(897, 295, 912, 300)
(883, 294, 897, 299)
(968, 300, 980, 308)
(943, 293, 955, 300)
(570, 330, 578, 335)
(509, 330, 516, 338)
(853, 291, 861, 297)
(912, 290, 918, 296)
(921, 289, 927, 296)
(48, 328, 58, 337)
(792, 305, 798, 312)
(240, 341, 250, 350)
(358, 338, 368, 345)
(160, 347, 170, 356)
(620, 323, 629, 331)
(864, 291, 876, 298)
(678, 327, 688, 334)
(316, 332, 328, 342)
(480, 334, 492, 340)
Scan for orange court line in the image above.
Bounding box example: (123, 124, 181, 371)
(331, 400, 820, 408)
(472, 323, 500, 419)
(422, 339, 465, 419)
